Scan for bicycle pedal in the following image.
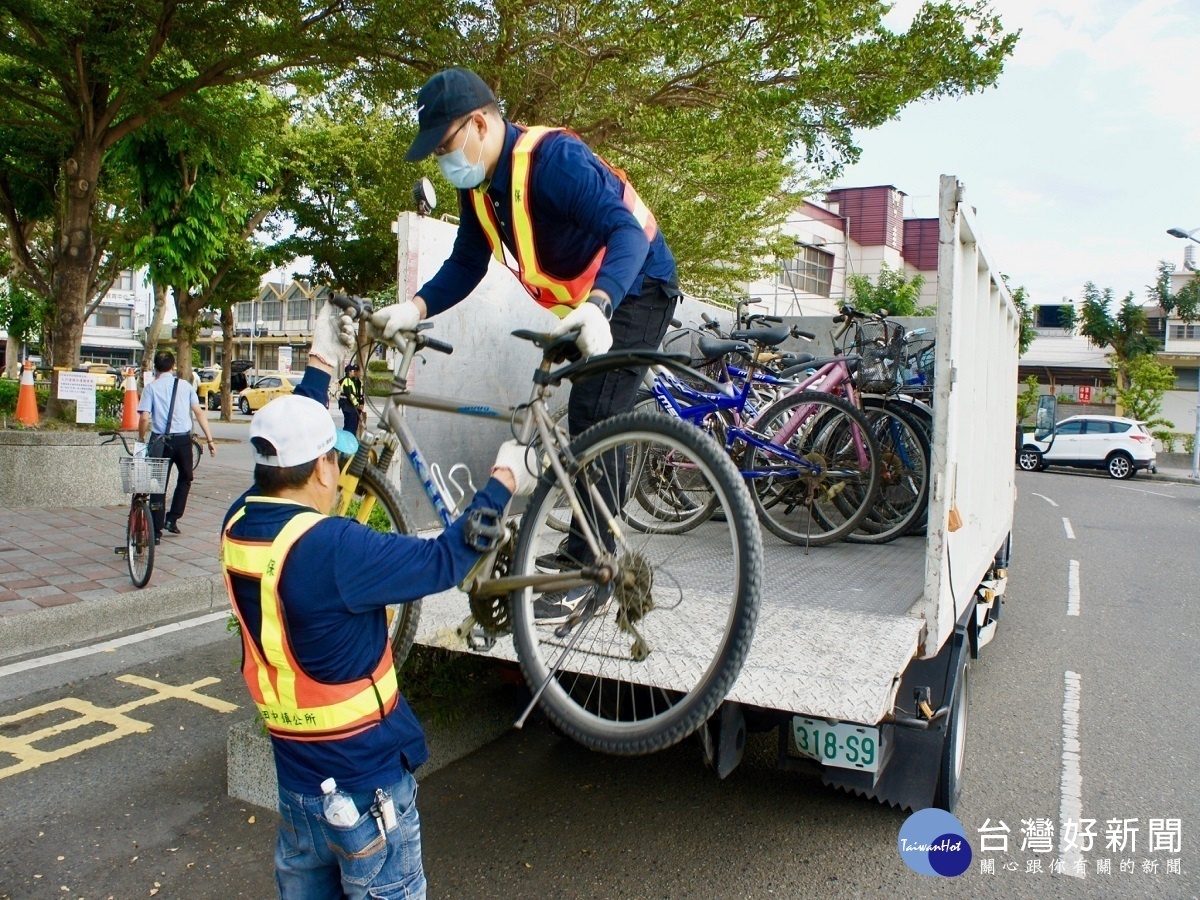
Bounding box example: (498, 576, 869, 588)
(113, 547, 127, 556)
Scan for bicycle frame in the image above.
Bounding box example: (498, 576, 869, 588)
(334, 342, 624, 601)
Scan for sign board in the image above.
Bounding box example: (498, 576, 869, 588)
(1078, 385, 1091, 403)
(279, 346, 293, 374)
(56, 371, 97, 424)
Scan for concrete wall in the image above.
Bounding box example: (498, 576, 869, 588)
(0, 432, 125, 507)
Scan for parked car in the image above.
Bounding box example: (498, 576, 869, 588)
(1017, 414, 1157, 479)
(196, 360, 254, 410)
(237, 374, 298, 414)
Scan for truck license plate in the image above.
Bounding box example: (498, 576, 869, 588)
(791, 718, 882, 773)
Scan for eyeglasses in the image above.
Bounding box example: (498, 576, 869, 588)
(433, 118, 471, 157)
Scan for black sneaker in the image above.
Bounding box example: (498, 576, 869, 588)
(164, 519, 181, 535)
(535, 540, 588, 572)
(533, 586, 593, 624)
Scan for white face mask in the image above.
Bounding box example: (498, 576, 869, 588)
(436, 122, 487, 189)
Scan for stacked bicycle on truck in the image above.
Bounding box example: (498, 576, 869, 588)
(639, 300, 937, 546)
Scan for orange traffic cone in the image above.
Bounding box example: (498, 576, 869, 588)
(120, 367, 140, 430)
(15, 359, 38, 426)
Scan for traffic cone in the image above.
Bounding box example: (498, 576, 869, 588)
(15, 359, 38, 426)
(120, 367, 140, 430)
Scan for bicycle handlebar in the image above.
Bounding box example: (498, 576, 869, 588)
(330, 291, 375, 320)
(99, 430, 134, 455)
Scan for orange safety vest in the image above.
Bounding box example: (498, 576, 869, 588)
(468, 126, 659, 318)
(221, 498, 399, 741)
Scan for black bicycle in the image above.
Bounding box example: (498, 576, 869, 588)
(101, 431, 170, 588)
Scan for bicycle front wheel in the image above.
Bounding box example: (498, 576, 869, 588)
(745, 391, 882, 546)
(510, 410, 762, 756)
(126, 497, 155, 588)
(845, 401, 930, 544)
(338, 463, 422, 667)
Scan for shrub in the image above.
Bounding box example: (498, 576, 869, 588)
(367, 359, 390, 373)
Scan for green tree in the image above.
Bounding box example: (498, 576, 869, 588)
(1005, 281, 1036, 356)
(1148, 259, 1200, 323)
(846, 263, 926, 316)
(284, 1, 1017, 296)
(1015, 374, 1040, 422)
(0, 0, 419, 397)
(1075, 282, 1159, 391)
(1115, 355, 1176, 430)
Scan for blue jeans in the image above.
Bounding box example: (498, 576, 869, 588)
(275, 771, 426, 899)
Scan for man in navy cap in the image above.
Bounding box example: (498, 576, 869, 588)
(370, 67, 679, 621)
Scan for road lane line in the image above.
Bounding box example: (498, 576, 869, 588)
(1067, 560, 1080, 616)
(1063, 517, 1075, 539)
(1032, 493, 1059, 507)
(0, 611, 229, 679)
(1059, 671, 1084, 879)
(1114, 485, 1174, 498)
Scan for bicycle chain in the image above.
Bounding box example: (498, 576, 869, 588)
(467, 529, 515, 635)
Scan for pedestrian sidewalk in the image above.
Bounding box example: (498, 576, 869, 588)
(0, 460, 252, 658)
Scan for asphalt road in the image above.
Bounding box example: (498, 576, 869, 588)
(1, 468, 1198, 898)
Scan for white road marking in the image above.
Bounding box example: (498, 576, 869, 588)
(1062, 517, 1075, 539)
(1067, 560, 1080, 616)
(0, 611, 230, 679)
(1059, 671, 1084, 879)
(1032, 493, 1059, 507)
(1114, 485, 1174, 498)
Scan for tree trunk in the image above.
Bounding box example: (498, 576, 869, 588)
(142, 281, 170, 378)
(175, 285, 198, 384)
(221, 306, 234, 422)
(47, 145, 102, 418)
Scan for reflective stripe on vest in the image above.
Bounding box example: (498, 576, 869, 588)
(468, 126, 659, 318)
(221, 500, 399, 741)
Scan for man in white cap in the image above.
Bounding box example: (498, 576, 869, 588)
(221, 304, 534, 898)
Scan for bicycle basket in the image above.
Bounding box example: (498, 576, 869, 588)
(119, 457, 171, 493)
(902, 334, 936, 393)
(851, 320, 905, 394)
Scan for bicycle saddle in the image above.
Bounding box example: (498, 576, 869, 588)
(697, 335, 753, 360)
(728, 324, 790, 346)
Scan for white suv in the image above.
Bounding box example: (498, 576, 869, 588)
(1018, 415, 1157, 480)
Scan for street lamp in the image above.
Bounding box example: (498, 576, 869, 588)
(1166, 226, 1200, 479)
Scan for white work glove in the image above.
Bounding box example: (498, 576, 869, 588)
(550, 301, 613, 358)
(492, 440, 539, 497)
(368, 301, 422, 345)
(312, 301, 356, 365)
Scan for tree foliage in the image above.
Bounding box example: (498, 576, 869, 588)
(846, 263, 926, 316)
(1006, 282, 1036, 356)
(1148, 259, 1200, 323)
(1115, 354, 1176, 429)
(1075, 281, 1160, 389)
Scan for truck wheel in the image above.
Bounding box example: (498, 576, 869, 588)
(1106, 451, 1133, 480)
(934, 653, 970, 812)
(1017, 447, 1042, 472)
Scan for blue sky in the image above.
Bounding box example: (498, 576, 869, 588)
(838, 0, 1200, 306)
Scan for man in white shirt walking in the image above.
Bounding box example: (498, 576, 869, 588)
(137, 350, 216, 540)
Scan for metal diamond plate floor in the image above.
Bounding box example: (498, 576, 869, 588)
(413, 523, 926, 725)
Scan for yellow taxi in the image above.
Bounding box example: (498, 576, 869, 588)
(237, 373, 298, 414)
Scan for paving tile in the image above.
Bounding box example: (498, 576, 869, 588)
(0, 598, 40, 615)
(21, 585, 66, 599)
(4, 577, 49, 590)
(43, 572, 91, 586)
(73, 588, 119, 602)
(0, 590, 16, 602)
(33, 592, 81, 608)
(41, 550, 83, 561)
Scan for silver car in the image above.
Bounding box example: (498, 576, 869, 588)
(1018, 414, 1157, 480)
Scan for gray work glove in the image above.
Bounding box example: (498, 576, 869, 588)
(492, 440, 539, 496)
(313, 301, 357, 366)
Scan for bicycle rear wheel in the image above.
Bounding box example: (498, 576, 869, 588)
(845, 402, 930, 545)
(510, 410, 762, 756)
(338, 463, 422, 667)
(745, 391, 882, 546)
(126, 497, 155, 588)
(191, 437, 202, 470)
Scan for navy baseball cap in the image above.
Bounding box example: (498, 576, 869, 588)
(405, 68, 497, 162)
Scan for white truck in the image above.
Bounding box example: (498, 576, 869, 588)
(395, 175, 1018, 813)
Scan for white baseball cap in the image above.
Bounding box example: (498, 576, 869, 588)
(249, 394, 359, 467)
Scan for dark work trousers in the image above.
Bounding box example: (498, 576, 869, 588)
(564, 279, 681, 565)
(150, 432, 195, 534)
(341, 403, 361, 437)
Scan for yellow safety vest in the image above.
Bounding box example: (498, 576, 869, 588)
(468, 126, 659, 318)
(221, 499, 399, 741)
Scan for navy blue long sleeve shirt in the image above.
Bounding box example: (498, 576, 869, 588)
(223, 367, 512, 793)
(418, 121, 676, 316)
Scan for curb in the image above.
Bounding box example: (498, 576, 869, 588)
(227, 683, 522, 811)
(0, 573, 227, 663)
(1142, 473, 1200, 487)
